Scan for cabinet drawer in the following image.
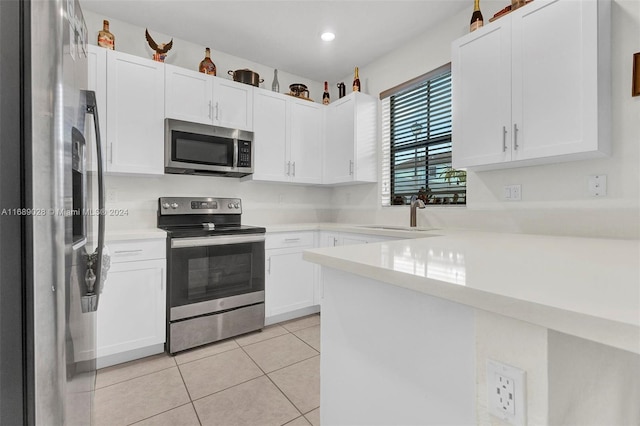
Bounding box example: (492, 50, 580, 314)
(108, 239, 166, 263)
(265, 232, 314, 249)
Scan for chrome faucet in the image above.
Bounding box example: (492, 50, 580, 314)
(409, 195, 426, 227)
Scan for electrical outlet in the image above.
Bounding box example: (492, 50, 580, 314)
(487, 359, 526, 425)
(106, 189, 117, 203)
(496, 374, 515, 415)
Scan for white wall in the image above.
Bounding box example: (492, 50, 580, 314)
(332, 0, 640, 239)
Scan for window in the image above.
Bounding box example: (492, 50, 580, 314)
(381, 63, 465, 206)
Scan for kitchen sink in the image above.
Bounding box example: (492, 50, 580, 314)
(355, 225, 436, 232)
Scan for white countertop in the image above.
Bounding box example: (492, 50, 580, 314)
(304, 232, 640, 354)
(105, 228, 167, 242)
(265, 222, 438, 239)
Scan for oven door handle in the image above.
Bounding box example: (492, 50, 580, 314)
(171, 234, 265, 248)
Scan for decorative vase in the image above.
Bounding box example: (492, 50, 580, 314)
(272, 69, 280, 92)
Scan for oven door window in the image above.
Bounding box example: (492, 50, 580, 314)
(170, 241, 265, 307)
(172, 130, 234, 167)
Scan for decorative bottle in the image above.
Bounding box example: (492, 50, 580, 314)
(272, 69, 280, 92)
(353, 67, 361, 92)
(97, 20, 115, 50)
(470, 0, 484, 32)
(198, 48, 217, 76)
(322, 81, 330, 105)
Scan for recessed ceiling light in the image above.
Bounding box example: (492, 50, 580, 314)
(321, 32, 335, 42)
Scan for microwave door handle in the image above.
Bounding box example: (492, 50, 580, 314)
(233, 139, 238, 168)
(84, 90, 107, 310)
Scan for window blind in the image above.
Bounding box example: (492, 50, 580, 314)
(381, 65, 465, 206)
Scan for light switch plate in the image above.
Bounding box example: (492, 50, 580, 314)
(487, 359, 526, 425)
(503, 185, 522, 201)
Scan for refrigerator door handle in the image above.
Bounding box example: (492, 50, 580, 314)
(83, 90, 109, 311)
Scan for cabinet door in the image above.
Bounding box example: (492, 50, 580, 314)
(86, 45, 107, 172)
(252, 90, 289, 182)
(511, 0, 600, 160)
(318, 232, 340, 248)
(265, 249, 315, 317)
(290, 99, 323, 184)
(213, 78, 253, 131)
(353, 93, 378, 183)
(106, 50, 164, 175)
(341, 235, 371, 246)
(165, 64, 213, 125)
(452, 19, 512, 169)
(324, 97, 355, 184)
(97, 259, 166, 358)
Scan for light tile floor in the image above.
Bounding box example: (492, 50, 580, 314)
(94, 314, 321, 426)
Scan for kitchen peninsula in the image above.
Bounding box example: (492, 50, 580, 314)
(304, 232, 640, 425)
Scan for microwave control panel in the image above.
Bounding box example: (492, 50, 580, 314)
(238, 140, 252, 168)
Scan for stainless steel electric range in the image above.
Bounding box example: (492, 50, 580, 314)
(158, 197, 265, 354)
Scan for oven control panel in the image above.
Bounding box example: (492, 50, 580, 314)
(159, 197, 242, 215)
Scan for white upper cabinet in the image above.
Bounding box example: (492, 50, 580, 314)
(452, 0, 611, 170)
(251, 90, 289, 182)
(86, 45, 107, 172)
(249, 89, 323, 184)
(213, 78, 254, 131)
(165, 66, 253, 131)
(164, 64, 213, 125)
(324, 92, 377, 185)
(289, 98, 323, 184)
(105, 49, 165, 175)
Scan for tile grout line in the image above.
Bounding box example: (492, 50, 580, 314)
(97, 315, 320, 424)
(288, 329, 320, 354)
(237, 342, 305, 421)
(125, 402, 195, 426)
(95, 362, 178, 391)
(174, 357, 204, 426)
(174, 341, 242, 367)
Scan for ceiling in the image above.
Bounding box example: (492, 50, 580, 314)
(80, 1, 469, 82)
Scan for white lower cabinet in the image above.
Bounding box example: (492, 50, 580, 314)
(265, 232, 318, 324)
(264, 230, 399, 325)
(97, 239, 166, 368)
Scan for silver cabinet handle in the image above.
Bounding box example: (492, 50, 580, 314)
(333, 237, 338, 246)
(513, 123, 519, 150)
(502, 126, 507, 152)
(208, 100, 212, 119)
(215, 102, 219, 121)
(267, 257, 271, 274)
(349, 160, 354, 175)
(109, 142, 113, 163)
(284, 238, 301, 242)
(286, 161, 291, 176)
(292, 161, 296, 177)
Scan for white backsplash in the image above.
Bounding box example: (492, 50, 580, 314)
(104, 174, 332, 232)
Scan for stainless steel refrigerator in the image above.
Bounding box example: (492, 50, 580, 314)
(0, 0, 106, 424)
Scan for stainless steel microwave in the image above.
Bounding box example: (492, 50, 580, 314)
(165, 119, 254, 177)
